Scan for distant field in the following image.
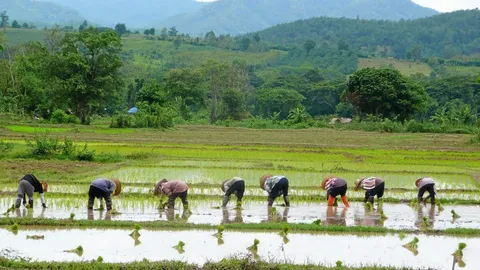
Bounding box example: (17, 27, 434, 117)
(3, 28, 45, 46)
(443, 66, 480, 76)
(358, 58, 433, 76)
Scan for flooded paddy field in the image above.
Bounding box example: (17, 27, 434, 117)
(1, 228, 478, 269)
(2, 197, 479, 230)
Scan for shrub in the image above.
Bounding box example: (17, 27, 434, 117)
(66, 115, 80, 124)
(26, 134, 59, 157)
(405, 120, 425, 133)
(61, 137, 76, 157)
(76, 144, 95, 161)
(51, 109, 68, 124)
(110, 114, 132, 128)
(0, 140, 14, 157)
(381, 119, 403, 133)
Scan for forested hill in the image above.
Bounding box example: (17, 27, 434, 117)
(0, 0, 83, 26)
(158, 0, 438, 35)
(252, 10, 480, 59)
(47, 0, 205, 28)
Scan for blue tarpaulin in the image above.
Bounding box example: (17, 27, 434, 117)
(128, 107, 138, 114)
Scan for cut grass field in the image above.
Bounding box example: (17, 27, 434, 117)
(358, 58, 433, 76)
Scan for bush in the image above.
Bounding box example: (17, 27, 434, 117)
(381, 119, 403, 133)
(61, 137, 76, 157)
(110, 114, 132, 128)
(26, 134, 59, 157)
(0, 140, 14, 157)
(75, 144, 95, 161)
(51, 109, 68, 124)
(66, 115, 80, 124)
(405, 120, 425, 133)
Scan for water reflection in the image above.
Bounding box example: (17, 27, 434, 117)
(87, 209, 112, 221)
(414, 205, 436, 230)
(222, 208, 244, 224)
(354, 209, 385, 227)
(325, 206, 348, 226)
(263, 207, 289, 222)
(164, 208, 191, 222)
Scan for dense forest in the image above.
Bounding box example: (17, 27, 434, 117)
(0, 9, 479, 134)
(160, 0, 437, 35)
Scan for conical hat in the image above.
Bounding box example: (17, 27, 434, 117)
(112, 178, 121, 196)
(354, 178, 364, 191)
(41, 182, 49, 192)
(321, 175, 336, 189)
(221, 179, 229, 192)
(415, 178, 422, 187)
(259, 174, 272, 190)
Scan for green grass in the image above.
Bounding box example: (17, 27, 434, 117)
(358, 58, 433, 76)
(3, 29, 45, 46)
(443, 66, 480, 76)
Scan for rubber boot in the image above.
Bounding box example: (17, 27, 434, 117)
(341, 196, 350, 207)
(28, 200, 34, 209)
(267, 198, 274, 207)
(417, 196, 423, 203)
(284, 196, 290, 207)
(327, 195, 335, 206)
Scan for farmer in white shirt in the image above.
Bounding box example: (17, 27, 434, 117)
(260, 174, 290, 207)
(354, 177, 385, 204)
(416, 177, 436, 204)
(221, 177, 245, 207)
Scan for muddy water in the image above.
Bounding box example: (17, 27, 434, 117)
(0, 228, 479, 269)
(2, 197, 480, 230)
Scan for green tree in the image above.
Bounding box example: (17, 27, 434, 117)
(220, 88, 246, 120)
(304, 39, 316, 55)
(256, 88, 305, 119)
(79, 20, 88, 31)
(143, 29, 150, 36)
(164, 68, 204, 119)
(239, 37, 251, 51)
(137, 80, 168, 105)
(149, 28, 155, 35)
(0, 11, 8, 32)
(343, 68, 428, 121)
(160, 27, 168, 40)
(50, 27, 123, 124)
(168, 27, 178, 37)
(252, 32, 261, 43)
(114, 23, 127, 36)
(337, 39, 349, 51)
(173, 38, 182, 50)
(11, 20, 20, 29)
(22, 23, 29, 29)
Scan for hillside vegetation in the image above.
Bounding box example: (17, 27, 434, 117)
(159, 0, 438, 35)
(0, 0, 83, 26)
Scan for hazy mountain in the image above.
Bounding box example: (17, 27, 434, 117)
(159, 0, 439, 35)
(46, 0, 206, 28)
(0, 0, 83, 26)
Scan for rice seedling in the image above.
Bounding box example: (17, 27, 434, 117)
(129, 224, 142, 238)
(379, 210, 388, 220)
(26, 235, 44, 240)
(312, 219, 322, 225)
(279, 224, 290, 237)
(336, 261, 344, 270)
(69, 213, 75, 222)
(235, 201, 242, 210)
(377, 198, 384, 207)
(398, 232, 406, 240)
(365, 202, 374, 210)
(452, 210, 461, 219)
(422, 217, 430, 228)
(9, 222, 19, 234)
(409, 200, 420, 209)
(453, 243, 467, 268)
(110, 209, 121, 215)
(97, 256, 104, 262)
(247, 239, 260, 253)
(2, 204, 15, 216)
(213, 225, 224, 238)
(436, 201, 445, 211)
(63, 245, 84, 256)
(173, 241, 185, 254)
(402, 237, 419, 256)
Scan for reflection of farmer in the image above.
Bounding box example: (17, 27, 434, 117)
(260, 174, 290, 207)
(221, 177, 245, 207)
(88, 178, 121, 211)
(416, 178, 436, 205)
(16, 174, 48, 209)
(321, 176, 350, 207)
(265, 207, 289, 222)
(222, 208, 244, 224)
(154, 179, 189, 209)
(355, 177, 385, 204)
(166, 208, 190, 222)
(325, 206, 348, 226)
(415, 205, 435, 229)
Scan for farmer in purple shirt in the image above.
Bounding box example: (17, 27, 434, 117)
(88, 178, 121, 211)
(154, 179, 189, 209)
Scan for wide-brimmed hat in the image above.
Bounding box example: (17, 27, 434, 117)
(41, 182, 49, 192)
(321, 175, 336, 189)
(415, 178, 422, 187)
(259, 174, 272, 190)
(221, 179, 229, 192)
(154, 179, 168, 195)
(112, 178, 121, 196)
(354, 178, 364, 191)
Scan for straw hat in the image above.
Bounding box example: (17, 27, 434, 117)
(112, 178, 121, 196)
(41, 182, 49, 192)
(354, 178, 364, 191)
(221, 179, 229, 192)
(154, 179, 168, 196)
(415, 178, 422, 187)
(259, 174, 272, 190)
(321, 175, 336, 189)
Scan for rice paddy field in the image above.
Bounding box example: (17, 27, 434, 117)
(0, 123, 479, 269)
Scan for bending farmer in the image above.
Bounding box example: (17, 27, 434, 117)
(16, 174, 48, 209)
(321, 176, 350, 207)
(355, 177, 385, 204)
(154, 179, 189, 209)
(88, 178, 121, 211)
(221, 177, 245, 207)
(416, 177, 436, 204)
(260, 174, 290, 207)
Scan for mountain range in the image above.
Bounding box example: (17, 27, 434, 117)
(158, 0, 439, 35)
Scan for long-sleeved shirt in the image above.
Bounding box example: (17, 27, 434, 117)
(264, 176, 285, 194)
(360, 177, 383, 190)
(223, 177, 243, 193)
(417, 178, 435, 189)
(21, 174, 43, 193)
(91, 178, 116, 195)
(325, 178, 347, 191)
(161, 180, 189, 196)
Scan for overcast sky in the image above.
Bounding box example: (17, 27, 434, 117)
(198, 0, 480, 13)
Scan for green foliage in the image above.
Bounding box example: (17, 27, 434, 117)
(69, 213, 75, 221)
(51, 110, 79, 124)
(257, 88, 305, 120)
(0, 140, 13, 157)
(63, 245, 84, 256)
(26, 134, 59, 157)
(173, 241, 185, 254)
(402, 237, 419, 255)
(451, 210, 461, 219)
(344, 68, 428, 121)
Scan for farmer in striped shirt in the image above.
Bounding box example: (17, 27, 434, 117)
(221, 177, 245, 207)
(260, 174, 290, 207)
(355, 177, 385, 204)
(416, 177, 436, 205)
(321, 176, 350, 207)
